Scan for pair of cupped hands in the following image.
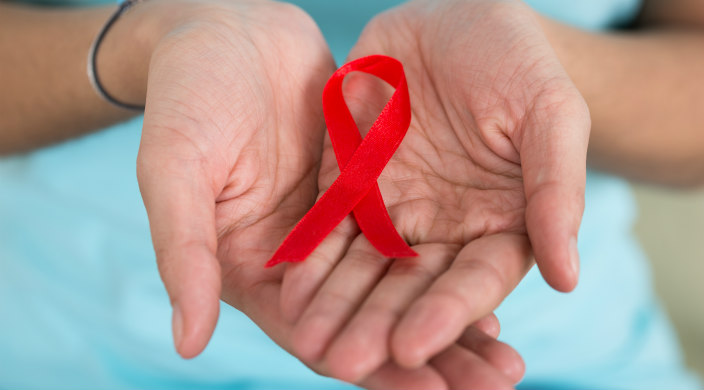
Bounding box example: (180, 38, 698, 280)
(135, 0, 590, 388)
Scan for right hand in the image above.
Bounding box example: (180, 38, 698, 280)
(134, 0, 523, 388)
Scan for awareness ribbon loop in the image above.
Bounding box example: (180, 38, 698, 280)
(266, 55, 418, 267)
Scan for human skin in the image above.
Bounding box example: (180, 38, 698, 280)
(136, 1, 522, 387)
(3, 0, 704, 387)
(0, 0, 523, 388)
(0, 2, 161, 152)
(281, 0, 588, 382)
(5, 0, 702, 183)
(280, 0, 704, 383)
(542, 0, 704, 186)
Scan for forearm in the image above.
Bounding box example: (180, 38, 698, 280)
(0, 2, 169, 154)
(537, 12, 704, 186)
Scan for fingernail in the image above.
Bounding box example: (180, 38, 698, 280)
(172, 303, 184, 354)
(569, 237, 580, 279)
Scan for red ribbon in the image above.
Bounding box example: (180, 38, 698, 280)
(266, 55, 418, 267)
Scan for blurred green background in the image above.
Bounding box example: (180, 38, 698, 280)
(633, 185, 704, 380)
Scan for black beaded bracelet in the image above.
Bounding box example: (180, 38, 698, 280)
(87, 0, 146, 111)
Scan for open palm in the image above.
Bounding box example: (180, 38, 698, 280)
(281, 0, 590, 382)
(136, 0, 334, 359)
(137, 1, 523, 388)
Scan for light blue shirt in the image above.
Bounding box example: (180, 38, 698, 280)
(0, 0, 699, 389)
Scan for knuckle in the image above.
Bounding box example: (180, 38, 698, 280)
(455, 259, 506, 299)
(362, 300, 401, 321)
(425, 288, 474, 317)
(317, 288, 356, 311)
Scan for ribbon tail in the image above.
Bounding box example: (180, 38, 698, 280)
(353, 186, 417, 258)
(265, 179, 375, 267)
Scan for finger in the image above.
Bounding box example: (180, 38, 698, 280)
(521, 91, 590, 292)
(279, 215, 359, 324)
(324, 243, 458, 383)
(279, 117, 364, 324)
(290, 235, 391, 363)
(458, 326, 525, 384)
(430, 344, 515, 390)
(224, 239, 450, 390)
(137, 149, 221, 359)
(360, 362, 448, 390)
(392, 233, 532, 368)
(472, 313, 501, 339)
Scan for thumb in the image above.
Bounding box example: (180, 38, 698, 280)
(520, 90, 590, 292)
(137, 145, 222, 359)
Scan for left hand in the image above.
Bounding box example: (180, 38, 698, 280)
(280, 0, 590, 382)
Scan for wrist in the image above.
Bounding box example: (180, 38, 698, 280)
(531, 12, 584, 88)
(96, 0, 193, 107)
(532, 11, 604, 136)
